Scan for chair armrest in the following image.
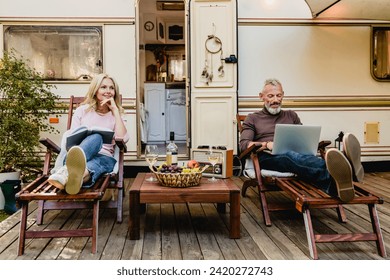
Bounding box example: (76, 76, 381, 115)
(317, 140, 331, 159)
(255, 146, 267, 154)
(239, 144, 259, 160)
(114, 137, 127, 153)
(39, 138, 61, 154)
(318, 140, 331, 151)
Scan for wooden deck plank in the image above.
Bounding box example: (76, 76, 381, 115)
(121, 178, 145, 260)
(141, 204, 162, 260)
(161, 203, 182, 260)
(121, 216, 145, 260)
(317, 208, 386, 260)
(14, 209, 64, 260)
(188, 203, 224, 260)
(201, 203, 244, 260)
(239, 187, 298, 259)
(100, 211, 130, 260)
(174, 203, 203, 260)
(56, 209, 91, 260)
(36, 209, 88, 260)
(0, 175, 389, 260)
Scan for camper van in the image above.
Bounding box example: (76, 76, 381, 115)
(1, 0, 390, 168)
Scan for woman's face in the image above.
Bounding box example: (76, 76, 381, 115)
(95, 78, 115, 101)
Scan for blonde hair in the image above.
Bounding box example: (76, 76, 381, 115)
(82, 73, 124, 114)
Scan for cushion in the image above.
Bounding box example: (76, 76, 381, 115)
(243, 158, 296, 179)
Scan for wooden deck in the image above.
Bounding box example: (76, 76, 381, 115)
(0, 172, 389, 260)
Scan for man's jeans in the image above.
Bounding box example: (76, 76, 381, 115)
(66, 134, 116, 188)
(259, 151, 335, 195)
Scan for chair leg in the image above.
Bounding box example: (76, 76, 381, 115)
(336, 205, 347, 223)
(36, 200, 45, 225)
(91, 200, 100, 254)
(18, 202, 28, 256)
(368, 204, 387, 257)
(302, 208, 318, 260)
(116, 187, 123, 223)
(241, 179, 257, 197)
(259, 190, 272, 227)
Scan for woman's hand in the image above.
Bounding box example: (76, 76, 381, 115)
(100, 97, 119, 113)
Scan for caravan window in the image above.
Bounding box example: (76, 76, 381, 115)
(372, 27, 390, 81)
(4, 26, 103, 81)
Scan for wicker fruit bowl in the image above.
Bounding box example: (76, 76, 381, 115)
(148, 164, 208, 188)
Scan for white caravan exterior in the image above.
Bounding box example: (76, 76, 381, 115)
(1, 0, 390, 165)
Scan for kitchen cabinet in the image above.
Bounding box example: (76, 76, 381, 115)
(166, 89, 186, 142)
(144, 83, 166, 142)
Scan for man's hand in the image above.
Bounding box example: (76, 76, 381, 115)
(266, 141, 273, 150)
(248, 141, 269, 149)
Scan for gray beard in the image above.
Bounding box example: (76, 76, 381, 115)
(265, 104, 281, 115)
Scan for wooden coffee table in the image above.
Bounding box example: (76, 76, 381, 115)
(129, 173, 240, 239)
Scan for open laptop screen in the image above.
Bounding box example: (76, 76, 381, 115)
(271, 124, 321, 155)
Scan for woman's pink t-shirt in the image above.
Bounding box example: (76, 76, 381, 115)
(71, 104, 129, 157)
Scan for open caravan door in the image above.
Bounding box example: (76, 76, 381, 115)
(189, 0, 238, 153)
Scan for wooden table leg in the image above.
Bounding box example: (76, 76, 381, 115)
(229, 190, 240, 239)
(129, 190, 140, 240)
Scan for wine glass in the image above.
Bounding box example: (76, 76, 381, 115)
(145, 144, 159, 182)
(207, 149, 220, 182)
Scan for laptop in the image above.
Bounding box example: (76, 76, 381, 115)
(271, 124, 321, 155)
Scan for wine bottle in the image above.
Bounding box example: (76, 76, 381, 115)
(166, 132, 178, 165)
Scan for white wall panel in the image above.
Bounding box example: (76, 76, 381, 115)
(104, 24, 136, 98)
(238, 25, 390, 97)
(192, 94, 235, 148)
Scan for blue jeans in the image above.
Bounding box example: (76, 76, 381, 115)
(259, 151, 336, 196)
(65, 134, 117, 188)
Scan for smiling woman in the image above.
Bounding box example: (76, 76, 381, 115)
(48, 74, 130, 195)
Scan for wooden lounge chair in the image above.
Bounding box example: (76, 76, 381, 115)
(15, 95, 127, 255)
(237, 114, 333, 226)
(237, 114, 386, 259)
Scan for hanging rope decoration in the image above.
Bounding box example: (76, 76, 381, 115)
(201, 33, 225, 85)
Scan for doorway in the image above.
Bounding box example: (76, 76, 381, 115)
(136, 0, 189, 159)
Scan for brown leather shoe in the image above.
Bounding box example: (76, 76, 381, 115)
(325, 148, 355, 202)
(342, 133, 364, 182)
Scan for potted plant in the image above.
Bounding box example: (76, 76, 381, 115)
(0, 51, 60, 209)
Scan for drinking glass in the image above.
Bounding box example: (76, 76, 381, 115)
(207, 149, 220, 182)
(145, 144, 159, 182)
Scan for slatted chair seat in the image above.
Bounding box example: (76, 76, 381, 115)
(16, 174, 112, 253)
(275, 177, 386, 259)
(15, 95, 126, 255)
